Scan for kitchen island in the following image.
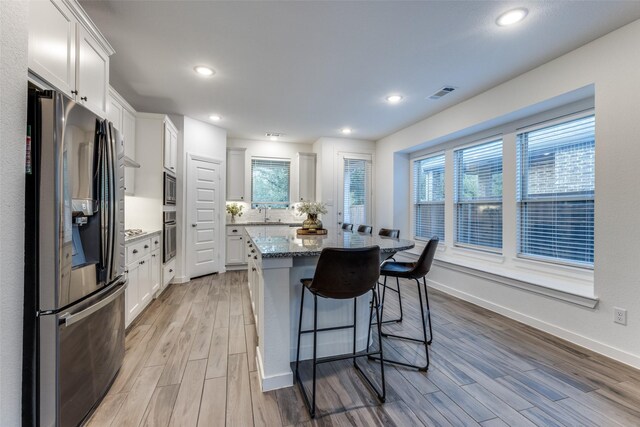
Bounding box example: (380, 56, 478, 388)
(244, 225, 414, 391)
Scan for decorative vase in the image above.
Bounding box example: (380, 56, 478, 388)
(303, 214, 322, 230)
(230, 214, 236, 223)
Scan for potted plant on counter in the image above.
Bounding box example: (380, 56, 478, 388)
(297, 201, 328, 230)
(226, 202, 244, 223)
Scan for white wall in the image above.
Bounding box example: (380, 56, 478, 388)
(312, 137, 376, 230)
(0, 1, 29, 423)
(178, 116, 226, 281)
(376, 19, 640, 367)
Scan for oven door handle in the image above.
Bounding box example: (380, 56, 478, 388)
(59, 282, 126, 328)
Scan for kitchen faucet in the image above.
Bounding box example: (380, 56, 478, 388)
(258, 206, 270, 222)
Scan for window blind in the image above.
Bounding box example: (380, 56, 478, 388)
(517, 114, 595, 266)
(454, 139, 503, 251)
(251, 158, 290, 208)
(413, 154, 445, 241)
(343, 158, 372, 226)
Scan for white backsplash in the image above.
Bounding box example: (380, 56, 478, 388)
(225, 201, 307, 223)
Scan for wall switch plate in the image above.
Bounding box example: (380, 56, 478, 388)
(614, 307, 627, 325)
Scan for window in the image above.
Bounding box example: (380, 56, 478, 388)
(342, 157, 372, 226)
(454, 139, 503, 251)
(517, 114, 595, 266)
(251, 158, 290, 208)
(413, 154, 445, 241)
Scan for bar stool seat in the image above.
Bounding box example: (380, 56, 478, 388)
(295, 246, 385, 418)
(372, 237, 439, 371)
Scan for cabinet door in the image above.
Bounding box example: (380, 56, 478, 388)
(170, 129, 178, 172)
(28, 0, 77, 97)
(163, 124, 173, 172)
(138, 255, 152, 307)
(151, 250, 161, 295)
(107, 96, 123, 130)
(122, 108, 137, 195)
(226, 149, 246, 201)
(125, 262, 140, 327)
(226, 236, 244, 264)
(298, 153, 316, 202)
(76, 26, 109, 118)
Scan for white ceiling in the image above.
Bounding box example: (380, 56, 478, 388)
(80, 1, 640, 144)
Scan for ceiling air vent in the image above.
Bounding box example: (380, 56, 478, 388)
(428, 86, 457, 100)
(265, 132, 282, 138)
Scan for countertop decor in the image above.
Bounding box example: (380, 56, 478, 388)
(226, 202, 244, 222)
(296, 201, 327, 230)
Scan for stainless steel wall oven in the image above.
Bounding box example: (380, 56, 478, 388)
(163, 211, 177, 263)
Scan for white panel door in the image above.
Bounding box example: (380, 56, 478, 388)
(188, 156, 221, 278)
(337, 153, 373, 229)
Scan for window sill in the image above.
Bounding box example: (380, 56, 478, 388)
(398, 244, 597, 308)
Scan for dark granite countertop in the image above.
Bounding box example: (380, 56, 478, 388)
(244, 226, 414, 259)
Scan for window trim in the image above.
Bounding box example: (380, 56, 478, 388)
(250, 157, 291, 209)
(453, 137, 504, 253)
(411, 152, 446, 243)
(515, 110, 595, 269)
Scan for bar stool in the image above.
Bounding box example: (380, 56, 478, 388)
(357, 224, 373, 234)
(295, 246, 385, 418)
(376, 228, 401, 323)
(373, 237, 438, 371)
(342, 223, 354, 231)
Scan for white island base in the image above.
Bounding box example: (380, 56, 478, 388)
(244, 226, 415, 392)
(249, 255, 373, 391)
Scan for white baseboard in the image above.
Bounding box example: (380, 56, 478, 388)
(173, 275, 190, 284)
(427, 278, 640, 370)
(256, 348, 293, 391)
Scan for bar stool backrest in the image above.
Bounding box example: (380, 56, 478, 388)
(357, 225, 373, 234)
(308, 246, 381, 299)
(410, 237, 439, 278)
(378, 228, 400, 239)
(342, 223, 354, 231)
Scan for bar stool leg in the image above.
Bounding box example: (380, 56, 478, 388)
(415, 278, 430, 371)
(373, 290, 386, 401)
(423, 277, 433, 345)
(352, 298, 357, 367)
(295, 287, 305, 380)
(396, 276, 403, 323)
(311, 294, 318, 417)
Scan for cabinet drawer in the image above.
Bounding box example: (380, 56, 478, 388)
(126, 238, 151, 265)
(226, 226, 245, 236)
(163, 259, 176, 286)
(150, 234, 162, 251)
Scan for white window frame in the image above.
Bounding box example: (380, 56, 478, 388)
(453, 136, 504, 254)
(250, 156, 291, 209)
(411, 151, 446, 242)
(515, 110, 595, 269)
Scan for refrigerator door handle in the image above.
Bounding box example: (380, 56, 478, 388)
(107, 123, 118, 282)
(59, 282, 125, 327)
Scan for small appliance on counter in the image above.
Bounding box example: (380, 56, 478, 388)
(22, 85, 126, 427)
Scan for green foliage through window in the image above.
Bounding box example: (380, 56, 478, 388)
(251, 159, 290, 209)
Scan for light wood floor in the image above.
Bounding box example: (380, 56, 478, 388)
(87, 271, 640, 427)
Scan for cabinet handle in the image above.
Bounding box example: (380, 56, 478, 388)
(140, 260, 145, 265)
(252, 268, 256, 272)
(152, 254, 156, 258)
(247, 254, 251, 258)
(170, 167, 175, 169)
(301, 198, 303, 201)
(240, 237, 242, 240)
(240, 196, 243, 200)
(251, 249, 255, 253)
(71, 90, 78, 95)
(144, 245, 149, 249)
(254, 255, 257, 259)
(169, 269, 173, 273)
(232, 229, 238, 233)
(81, 96, 88, 101)
(133, 249, 138, 254)
(155, 241, 159, 244)
(125, 270, 129, 274)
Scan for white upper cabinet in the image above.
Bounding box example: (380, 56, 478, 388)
(28, 0, 114, 118)
(226, 148, 246, 201)
(76, 26, 109, 117)
(163, 120, 178, 173)
(28, 0, 77, 97)
(108, 87, 137, 195)
(298, 152, 316, 202)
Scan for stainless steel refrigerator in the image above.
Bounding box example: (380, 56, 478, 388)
(23, 86, 126, 427)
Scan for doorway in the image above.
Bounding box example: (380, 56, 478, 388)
(337, 153, 373, 229)
(186, 154, 222, 278)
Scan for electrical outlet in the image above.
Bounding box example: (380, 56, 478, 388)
(614, 307, 627, 325)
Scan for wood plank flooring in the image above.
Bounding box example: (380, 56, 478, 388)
(87, 271, 640, 427)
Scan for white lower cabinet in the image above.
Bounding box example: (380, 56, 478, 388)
(125, 233, 162, 328)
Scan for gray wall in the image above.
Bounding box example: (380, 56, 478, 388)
(0, 1, 29, 423)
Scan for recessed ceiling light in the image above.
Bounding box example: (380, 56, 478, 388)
(341, 128, 352, 135)
(194, 66, 215, 76)
(386, 94, 403, 104)
(496, 8, 528, 26)
(209, 114, 222, 121)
